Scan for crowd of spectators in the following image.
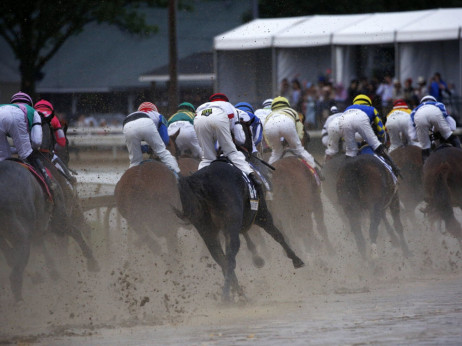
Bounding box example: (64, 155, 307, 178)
(282, 72, 459, 130)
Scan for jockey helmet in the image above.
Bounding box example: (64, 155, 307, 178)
(262, 98, 273, 108)
(330, 105, 338, 114)
(178, 102, 195, 112)
(235, 102, 255, 114)
(353, 94, 372, 106)
(392, 99, 408, 110)
(420, 95, 436, 103)
(34, 99, 54, 122)
(271, 96, 290, 110)
(209, 93, 229, 102)
(11, 91, 33, 106)
(138, 102, 158, 113)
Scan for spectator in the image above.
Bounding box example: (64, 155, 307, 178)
(429, 72, 450, 102)
(290, 79, 303, 112)
(392, 79, 405, 101)
(376, 75, 394, 114)
(403, 78, 418, 108)
(414, 76, 427, 102)
(279, 78, 290, 99)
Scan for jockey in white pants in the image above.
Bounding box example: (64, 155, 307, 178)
(339, 94, 401, 176)
(411, 95, 461, 161)
(0, 92, 42, 161)
(167, 102, 203, 159)
(123, 101, 180, 174)
(194, 93, 260, 183)
(385, 99, 420, 152)
(264, 96, 319, 172)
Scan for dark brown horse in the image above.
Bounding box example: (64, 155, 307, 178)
(336, 152, 411, 260)
(389, 145, 423, 220)
(270, 156, 334, 255)
(176, 159, 304, 302)
(422, 146, 462, 242)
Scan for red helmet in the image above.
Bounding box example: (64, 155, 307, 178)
(392, 99, 408, 110)
(34, 99, 55, 121)
(209, 93, 229, 102)
(138, 102, 158, 113)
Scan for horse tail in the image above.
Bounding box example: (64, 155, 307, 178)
(336, 160, 361, 212)
(174, 176, 203, 222)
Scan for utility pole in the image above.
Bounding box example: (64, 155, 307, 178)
(168, 0, 178, 115)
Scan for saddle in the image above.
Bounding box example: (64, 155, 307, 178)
(358, 145, 399, 185)
(7, 158, 53, 202)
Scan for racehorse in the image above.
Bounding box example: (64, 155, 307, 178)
(0, 123, 98, 301)
(114, 130, 199, 256)
(389, 145, 423, 220)
(336, 151, 411, 260)
(176, 159, 304, 302)
(270, 156, 335, 255)
(422, 146, 462, 241)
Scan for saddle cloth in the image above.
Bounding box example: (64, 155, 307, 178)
(8, 158, 53, 202)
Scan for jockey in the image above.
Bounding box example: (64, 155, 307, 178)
(234, 102, 263, 153)
(340, 94, 400, 176)
(323, 105, 343, 160)
(385, 99, 420, 152)
(254, 98, 273, 125)
(411, 95, 461, 162)
(195, 93, 261, 184)
(167, 102, 203, 159)
(123, 101, 180, 175)
(34, 99, 76, 185)
(264, 96, 321, 172)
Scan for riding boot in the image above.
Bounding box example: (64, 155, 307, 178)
(421, 148, 431, 163)
(26, 151, 58, 192)
(315, 164, 325, 181)
(374, 144, 401, 178)
(52, 154, 77, 185)
(248, 172, 262, 186)
(447, 134, 461, 148)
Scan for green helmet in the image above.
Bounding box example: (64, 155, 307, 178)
(178, 102, 195, 112)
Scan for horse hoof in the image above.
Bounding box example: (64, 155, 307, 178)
(253, 256, 265, 268)
(293, 257, 305, 268)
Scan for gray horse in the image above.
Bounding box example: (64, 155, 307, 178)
(0, 122, 99, 301)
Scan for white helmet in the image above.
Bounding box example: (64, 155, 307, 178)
(330, 105, 338, 114)
(262, 98, 273, 108)
(420, 95, 436, 103)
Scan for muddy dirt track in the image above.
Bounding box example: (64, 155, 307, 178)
(1, 150, 462, 345)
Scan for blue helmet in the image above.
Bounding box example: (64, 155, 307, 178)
(234, 102, 255, 116)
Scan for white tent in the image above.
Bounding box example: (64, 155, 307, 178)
(214, 8, 462, 109)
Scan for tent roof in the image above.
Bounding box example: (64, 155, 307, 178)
(215, 8, 462, 50)
(274, 14, 369, 47)
(332, 10, 434, 45)
(214, 17, 306, 50)
(397, 8, 462, 42)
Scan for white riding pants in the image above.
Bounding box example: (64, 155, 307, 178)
(194, 107, 253, 174)
(264, 113, 315, 166)
(414, 104, 453, 150)
(340, 109, 382, 157)
(168, 121, 203, 159)
(123, 117, 180, 172)
(387, 110, 420, 152)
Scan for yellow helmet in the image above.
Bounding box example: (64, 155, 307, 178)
(271, 96, 290, 110)
(353, 94, 372, 106)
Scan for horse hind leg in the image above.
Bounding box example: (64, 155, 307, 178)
(7, 224, 31, 302)
(389, 195, 412, 258)
(197, 227, 243, 303)
(255, 205, 304, 268)
(242, 231, 265, 268)
(368, 206, 383, 259)
(68, 225, 100, 272)
(312, 201, 335, 255)
(348, 215, 367, 260)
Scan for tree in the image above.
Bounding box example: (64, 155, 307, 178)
(0, 0, 190, 97)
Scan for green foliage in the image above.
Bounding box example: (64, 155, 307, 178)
(0, 0, 191, 95)
(259, 0, 462, 17)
